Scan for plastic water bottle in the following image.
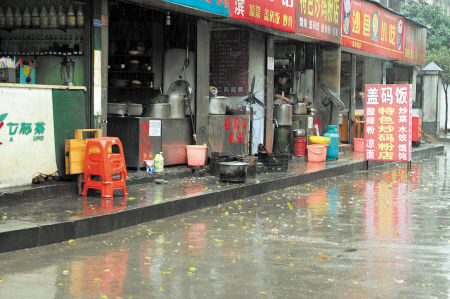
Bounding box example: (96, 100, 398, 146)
(323, 125, 340, 160)
(154, 152, 164, 173)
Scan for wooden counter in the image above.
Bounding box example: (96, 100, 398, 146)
(0, 83, 86, 91)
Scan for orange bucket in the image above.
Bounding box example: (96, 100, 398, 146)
(307, 144, 328, 162)
(186, 145, 207, 166)
(353, 138, 365, 152)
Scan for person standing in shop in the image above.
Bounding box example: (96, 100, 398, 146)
(274, 72, 291, 105)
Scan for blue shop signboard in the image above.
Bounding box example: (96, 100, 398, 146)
(164, 0, 230, 16)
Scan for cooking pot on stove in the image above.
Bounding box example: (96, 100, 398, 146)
(107, 102, 127, 116)
(273, 104, 292, 126)
(127, 102, 143, 116)
(209, 96, 227, 115)
(168, 94, 185, 118)
(293, 102, 307, 115)
(144, 103, 170, 118)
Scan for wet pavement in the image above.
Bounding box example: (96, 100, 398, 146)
(0, 144, 444, 253)
(0, 146, 449, 298)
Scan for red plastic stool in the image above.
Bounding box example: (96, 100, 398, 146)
(82, 137, 128, 198)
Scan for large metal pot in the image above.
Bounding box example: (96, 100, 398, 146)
(127, 102, 143, 116)
(144, 103, 170, 118)
(209, 96, 227, 115)
(168, 94, 185, 118)
(273, 104, 292, 126)
(107, 102, 127, 115)
(219, 161, 248, 183)
(293, 102, 307, 115)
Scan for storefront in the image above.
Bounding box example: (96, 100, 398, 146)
(339, 0, 427, 143)
(0, 0, 92, 187)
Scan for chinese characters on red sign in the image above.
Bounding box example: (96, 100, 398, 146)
(139, 120, 152, 162)
(296, 0, 341, 43)
(341, 0, 405, 60)
(224, 116, 248, 145)
(364, 84, 412, 162)
(231, 0, 296, 33)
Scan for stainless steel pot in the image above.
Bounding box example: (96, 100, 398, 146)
(144, 103, 170, 118)
(209, 96, 227, 115)
(107, 102, 127, 115)
(293, 102, 307, 115)
(219, 161, 248, 183)
(168, 94, 185, 118)
(127, 102, 143, 116)
(273, 104, 292, 126)
(293, 129, 306, 137)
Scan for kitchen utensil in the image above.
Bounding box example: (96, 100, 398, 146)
(293, 102, 307, 115)
(130, 80, 142, 87)
(60, 55, 75, 86)
(127, 102, 143, 116)
(219, 161, 248, 183)
(208, 96, 227, 115)
(293, 129, 306, 137)
(168, 94, 185, 118)
(307, 108, 317, 116)
(144, 103, 170, 118)
(111, 78, 129, 87)
(127, 59, 139, 71)
(107, 102, 127, 115)
(273, 104, 292, 126)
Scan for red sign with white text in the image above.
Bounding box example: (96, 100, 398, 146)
(341, 0, 405, 60)
(364, 84, 412, 162)
(296, 0, 341, 43)
(230, 0, 296, 33)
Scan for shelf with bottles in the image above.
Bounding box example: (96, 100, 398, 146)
(0, 5, 85, 32)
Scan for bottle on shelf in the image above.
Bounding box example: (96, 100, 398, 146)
(14, 7, 22, 28)
(23, 6, 31, 28)
(31, 7, 40, 27)
(58, 6, 66, 28)
(67, 5, 76, 28)
(48, 6, 57, 28)
(0, 7, 5, 28)
(5, 7, 14, 28)
(76, 5, 84, 27)
(40, 6, 49, 28)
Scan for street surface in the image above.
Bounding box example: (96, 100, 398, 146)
(0, 150, 449, 298)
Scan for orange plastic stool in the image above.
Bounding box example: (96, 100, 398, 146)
(82, 137, 128, 198)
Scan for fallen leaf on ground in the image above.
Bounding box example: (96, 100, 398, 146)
(68, 239, 77, 244)
(320, 256, 328, 261)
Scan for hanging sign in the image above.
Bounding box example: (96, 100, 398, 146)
(403, 21, 426, 65)
(230, 0, 296, 33)
(163, 0, 230, 16)
(364, 84, 412, 162)
(341, 0, 405, 60)
(296, 0, 341, 43)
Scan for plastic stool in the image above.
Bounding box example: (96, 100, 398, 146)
(82, 137, 128, 198)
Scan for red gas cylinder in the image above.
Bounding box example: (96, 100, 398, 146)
(294, 137, 307, 156)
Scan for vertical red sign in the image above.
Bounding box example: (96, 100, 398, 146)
(364, 84, 412, 162)
(230, 0, 296, 33)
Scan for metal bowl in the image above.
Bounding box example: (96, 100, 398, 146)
(293, 129, 306, 137)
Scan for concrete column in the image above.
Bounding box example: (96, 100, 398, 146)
(92, 0, 109, 133)
(195, 19, 210, 145)
(315, 45, 341, 133)
(265, 35, 274, 153)
(422, 65, 442, 136)
(349, 54, 356, 142)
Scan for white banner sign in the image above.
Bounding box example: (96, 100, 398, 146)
(0, 88, 57, 187)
